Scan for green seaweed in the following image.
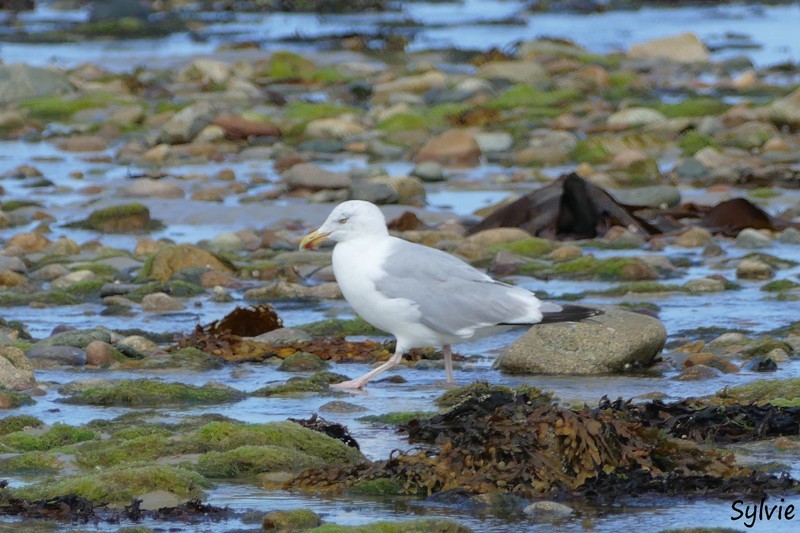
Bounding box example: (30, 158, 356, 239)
(1, 423, 97, 452)
(61, 379, 244, 407)
(196, 445, 324, 478)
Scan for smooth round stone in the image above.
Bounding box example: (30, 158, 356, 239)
(411, 161, 446, 182)
(524, 501, 574, 517)
(141, 292, 187, 313)
(318, 401, 367, 413)
(85, 340, 115, 366)
(736, 259, 774, 280)
(683, 277, 726, 294)
(735, 228, 772, 249)
(253, 328, 312, 344)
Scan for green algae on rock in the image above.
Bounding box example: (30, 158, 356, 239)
(713, 378, 800, 407)
(1, 423, 96, 452)
(297, 317, 387, 337)
(61, 379, 244, 406)
(66, 203, 164, 233)
(0, 451, 63, 474)
(263, 508, 323, 531)
(197, 444, 325, 478)
(190, 420, 364, 465)
(137, 244, 237, 281)
(11, 464, 208, 507)
(0, 414, 42, 436)
(278, 351, 330, 372)
(0, 389, 35, 409)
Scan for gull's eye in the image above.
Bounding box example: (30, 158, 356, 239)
(337, 217, 349, 224)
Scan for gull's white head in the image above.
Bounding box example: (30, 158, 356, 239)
(300, 200, 388, 249)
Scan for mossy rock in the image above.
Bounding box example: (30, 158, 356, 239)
(197, 444, 324, 478)
(137, 244, 236, 282)
(487, 237, 556, 258)
(570, 137, 611, 164)
(12, 464, 207, 507)
(189, 421, 364, 464)
(61, 379, 244, 407)
(76, 433, 174, 468)
(761, 279, 800, 292)
(19, 92, 121, 121)
(741, 338, 794, 358)
(0, 451, 62, 474)
(435, 382, 553, 409)
(357, 412, 437, 425)
(549, 256, 657, 281)
(596, 282, 683, 296)
(713, 378, 800, 406)
(376, 112, 431, 133)
(0, 289, 79, 307)
(487, 85, 579, 111)
(656, 96, 729, 118)
(348, 478, 405, 496)
(125, 280, 205, 301)
(297, 317, 386, 337)
(67, 203, 164, 233)
(1, 423, 97, 452)
(263, 509, 322, 531)
(253, 371, 349, 398)
(678, 130, 717, 155)
(267, 51, 316, 80)
(33, 327, 113, 348)
(0, 389, 35, 409)
(139, 347, 223, 371)
(305, 519, 472, 533)
(0, 415, 43, 436)
(278, 352, 330, 372)
(64, 278, 108, 298)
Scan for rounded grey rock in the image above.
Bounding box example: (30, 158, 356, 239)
(496, 307, 665, 374)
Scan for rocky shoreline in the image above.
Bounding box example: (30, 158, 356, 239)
(1, 0, 800, 531)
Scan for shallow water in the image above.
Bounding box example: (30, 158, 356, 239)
(2, 1, 800, 531)
(1, 1, 799, 69)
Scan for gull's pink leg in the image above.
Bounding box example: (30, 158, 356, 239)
(331, 349, 404, 390)
(443, 344, 455, 383)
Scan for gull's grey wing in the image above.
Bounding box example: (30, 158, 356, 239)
(376, 237, 542, 336)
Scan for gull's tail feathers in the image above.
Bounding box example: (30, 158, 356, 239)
(539, 304, 602, 324)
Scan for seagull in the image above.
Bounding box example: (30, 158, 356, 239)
(299, 200, 599, 389)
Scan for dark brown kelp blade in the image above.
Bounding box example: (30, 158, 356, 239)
(205, 304, 283, 337)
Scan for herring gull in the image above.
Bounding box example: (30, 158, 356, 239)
(300, 200, 599, 389)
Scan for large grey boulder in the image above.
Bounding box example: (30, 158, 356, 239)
(496, 307, 666, 374)
(0, 64, 73, 105)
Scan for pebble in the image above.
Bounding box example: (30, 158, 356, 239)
(735, 228, 772, 249)
(85, 340, 116, 366)
(736, 259, 774, 280)
(141, 292, 187, 313)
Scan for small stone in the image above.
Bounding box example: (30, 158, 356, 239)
(547, 245, 583, 262)
(473, 131, 513, 153)
(282, 163, 352, 191)
(57, 135, 107, 152)
(683, 277, 726, 294)
(26, 345, 87, 366)
(319, 401, 367, 413)
(607, 108, 667, 127)
(85, 340, 115, 366)
(411, 161, 446, 182)
(141, 292, 187, 313)
(735, 228, 772, 249)
(736, 259, 774, 281)
(777, 227, 800, 244)
(119, 335, 159, 356)
(253, 328, 313, 344)
(7, 232, 51, 253)
(744, 357, 777, 372)
(414, 129, 482, 168)
(524, 501, 574, 517)
(628, 32, 710, 63)
(278, 351, 329, 372)
(121, 179, 185, 199)
(0, 346, 35, 390)
(675, 364, 721, 381)
(51, 269, 96, 289)
(675, 227, 713, 248)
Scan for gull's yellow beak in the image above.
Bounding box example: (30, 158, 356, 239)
(299, 229, 330, 250)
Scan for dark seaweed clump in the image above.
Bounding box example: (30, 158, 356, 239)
(289, 385, 800, 501)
